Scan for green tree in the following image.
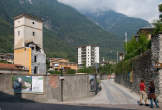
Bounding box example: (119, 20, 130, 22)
(99, 64, 113, 74)
(124, 34, 150, 60)
(159, 4, 162, 21)
(153, 4, 162, 34)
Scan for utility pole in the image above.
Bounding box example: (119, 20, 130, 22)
(60, 67, 64, 102)
(125, 32, 128, 54)
(117, 51, 118, 64)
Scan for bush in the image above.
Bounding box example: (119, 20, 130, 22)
(48, 70, 61, 74)
(77, 67, 96, 74)
(66, 69, 76, 74)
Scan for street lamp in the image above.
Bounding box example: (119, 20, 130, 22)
(135, 35, 139, 42)
(60, 67, 64, 102)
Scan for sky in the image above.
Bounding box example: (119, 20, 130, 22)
(58, 0, 162, 23)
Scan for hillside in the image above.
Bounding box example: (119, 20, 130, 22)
(0, 17, 13, 53)
(0, 0, 122, 61)
(82, 10, 151, 39)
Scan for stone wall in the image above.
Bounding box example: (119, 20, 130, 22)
(156, 34, 162, 102)
(115, 50, 159, 94)
(115, 33, 162, 102)
(0, 74, 95, 103)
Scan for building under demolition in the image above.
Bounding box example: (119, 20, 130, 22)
(14, 14, 46, 74)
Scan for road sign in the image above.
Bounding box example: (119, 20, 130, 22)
(59, 76, 64, 80)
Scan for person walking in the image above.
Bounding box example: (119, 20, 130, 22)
(139, 80, 148, 105)
(148, 81, 159, 108)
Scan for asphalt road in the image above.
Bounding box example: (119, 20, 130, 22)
(64, 80, 139, 104)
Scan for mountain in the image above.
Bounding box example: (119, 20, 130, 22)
(82, 10, 151, 39)
(0, 18, 13, 53)
(0, 0, 123, 61)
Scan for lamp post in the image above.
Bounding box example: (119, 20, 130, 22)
(135, 35, 139, 42)
(60, 67, 64, 102)
(95, 63, 99, 95)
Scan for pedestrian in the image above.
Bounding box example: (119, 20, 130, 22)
(139, 80, 148, 105)
(148, 81, 159, 108)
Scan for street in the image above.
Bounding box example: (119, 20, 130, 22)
(63, 80, 138, 104)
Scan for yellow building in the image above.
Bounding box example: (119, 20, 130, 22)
(49, 58, 78, 71)
(14, 47, 32, 74)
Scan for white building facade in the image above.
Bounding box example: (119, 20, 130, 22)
(78, 45, 99, 68)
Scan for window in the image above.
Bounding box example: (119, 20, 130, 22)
(33, 32, 35, 36)
(34, 66, 38, 74)
(34, 56, 37, 62)
(31, 47, 34, 50)
(18, 31, 20, 36)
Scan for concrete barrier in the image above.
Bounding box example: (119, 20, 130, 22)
(0, 74, 96, 103)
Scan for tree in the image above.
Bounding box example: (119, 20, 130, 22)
(124, 34, 150, 60)
(159, 4, 162, 21)
(153, 4, 162, 35)
(99, 64, 113, 74)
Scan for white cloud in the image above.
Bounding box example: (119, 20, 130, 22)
(58, 0, 161, 22)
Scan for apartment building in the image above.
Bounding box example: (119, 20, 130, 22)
(78, 45, 99, 68)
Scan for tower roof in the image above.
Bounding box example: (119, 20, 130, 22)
(14, 13, 43, 22)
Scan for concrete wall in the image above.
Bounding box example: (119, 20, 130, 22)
(0, 74, 95, 103)
(62, 75, 92, 101)
(0, 70, 28, 74)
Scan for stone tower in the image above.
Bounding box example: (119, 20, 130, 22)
(14, 14, 43, 49)
(14, 14, 46, 74)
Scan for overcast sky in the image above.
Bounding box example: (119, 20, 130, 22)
(58, 0, 162, 22)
